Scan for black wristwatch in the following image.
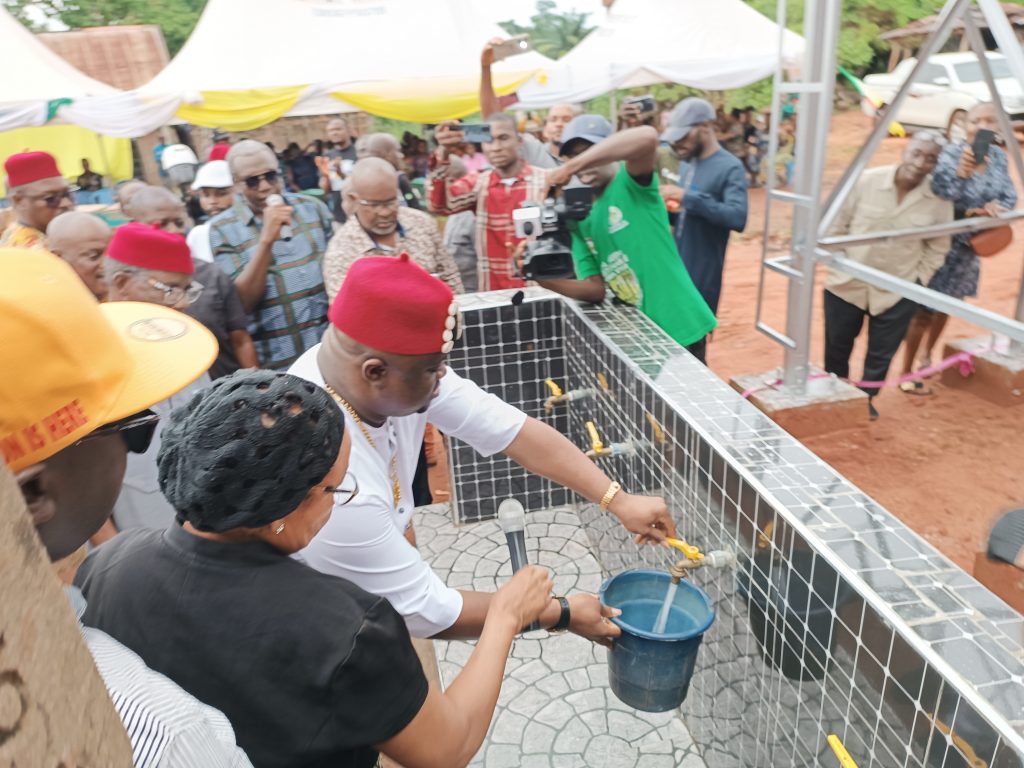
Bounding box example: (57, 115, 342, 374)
(549, 596, 571, 634)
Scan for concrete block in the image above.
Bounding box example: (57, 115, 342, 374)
(941, 336, 1024, 407)
(729, 367, 869, 438)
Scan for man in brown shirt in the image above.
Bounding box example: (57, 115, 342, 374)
(824, 132, 952, 419)
(323, 158, 462, 301)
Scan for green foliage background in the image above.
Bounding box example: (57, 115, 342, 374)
(3, 0, 208, 55)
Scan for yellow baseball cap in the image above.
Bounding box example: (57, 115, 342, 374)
(0, 249, 217, 472)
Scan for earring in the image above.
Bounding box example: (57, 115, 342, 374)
(273, 522, 285, 535)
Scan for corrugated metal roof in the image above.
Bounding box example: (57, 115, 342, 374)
(37, 25, 170, 90)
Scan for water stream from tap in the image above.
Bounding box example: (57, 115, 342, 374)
(652, 580, 678, 634)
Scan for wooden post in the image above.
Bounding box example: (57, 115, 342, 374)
(0, 466, 132, 766)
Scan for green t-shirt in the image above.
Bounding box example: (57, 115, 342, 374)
(572, 164, 717, 347)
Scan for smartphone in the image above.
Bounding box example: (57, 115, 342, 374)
(461, 123, 492, 144)
(973, 128, 995, 163)
(624, 95, 657, 114)
(493, 34, 532, 62)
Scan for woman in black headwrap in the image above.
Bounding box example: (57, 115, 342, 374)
(75, 369, 552, 768)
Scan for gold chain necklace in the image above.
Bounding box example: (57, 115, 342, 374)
(322, 383, 401, 508)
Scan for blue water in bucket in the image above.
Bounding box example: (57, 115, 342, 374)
(600, 569, 715, 712)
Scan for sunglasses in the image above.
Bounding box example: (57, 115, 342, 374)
(29, 188, 75, 208)
(243, 170, 279, 189)
(73, 411, 160, 454)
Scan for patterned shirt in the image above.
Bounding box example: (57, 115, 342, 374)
(68, 587, 252, 768)
(323, 206, 463, 302)
(428, 160, 548, 291)
(209, 194, 333, 370)
(0, 221, 46, 249)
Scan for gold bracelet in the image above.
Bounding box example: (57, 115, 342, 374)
(599, 481, 622, 513)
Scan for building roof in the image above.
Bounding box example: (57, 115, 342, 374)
(881, 4, 1024, 42)
(37, 25, 170, 90)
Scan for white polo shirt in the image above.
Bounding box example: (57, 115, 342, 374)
(289, 345, 527, 637)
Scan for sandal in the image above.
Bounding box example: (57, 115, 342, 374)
(899, 380, 933, 396)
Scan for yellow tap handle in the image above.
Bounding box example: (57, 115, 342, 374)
(544, 379, 563, 397)
(645, 412, 666, 444)
(585, 421, 604, 454)
(665, 538, 703, 560)
(827, 735, 859, 768)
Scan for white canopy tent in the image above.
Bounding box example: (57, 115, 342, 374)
(4, 0, 551, 137)
(514, 0, 805, 108)
(0, 7, 119, 131)
(127, 0, 551, 128)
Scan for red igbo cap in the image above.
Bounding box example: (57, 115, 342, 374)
(329, 253, 458, 355)
(4, 151, 61, 187)
(208, 143, 230, 161)
(108, 222, 194, 275)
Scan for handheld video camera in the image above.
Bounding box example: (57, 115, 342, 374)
(512, 184, 595, 280)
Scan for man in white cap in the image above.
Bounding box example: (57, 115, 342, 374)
(659, 97, 749, 319)
(187, 160, 236, 263)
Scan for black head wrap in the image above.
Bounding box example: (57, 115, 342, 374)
(157, 369, 344, 533)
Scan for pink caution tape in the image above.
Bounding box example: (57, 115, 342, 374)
(740, 347, 986, 400)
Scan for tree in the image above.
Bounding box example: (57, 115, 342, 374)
(498, 0, 595, 60)
(3, 0, 208, 56)
(744, 0, 946, 76)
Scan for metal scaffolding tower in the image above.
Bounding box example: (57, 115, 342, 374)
(755, 0, 1024, 395)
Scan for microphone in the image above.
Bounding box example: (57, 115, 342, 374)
(497, 499, 539, 631)
(265, 193, 293, 241)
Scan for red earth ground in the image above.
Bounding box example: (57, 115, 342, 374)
(708, 109, 1024, 572)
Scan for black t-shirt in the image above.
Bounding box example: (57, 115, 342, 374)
(76, 524, 428, 768)
(186, 261, 250, 380)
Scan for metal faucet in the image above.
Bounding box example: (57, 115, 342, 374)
(583, 421, 636, 458)
(543, 379, 595, 413)
(666, 538, 735, 584)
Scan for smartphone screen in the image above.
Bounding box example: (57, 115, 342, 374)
(493, 35, 532, 62)
(461, 124, 492, 144)
(973, 128, 995, 163)
(625, 95, 656, 114)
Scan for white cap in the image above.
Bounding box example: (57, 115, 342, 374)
(191, 160, 233, 190)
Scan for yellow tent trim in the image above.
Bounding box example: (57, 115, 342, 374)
(333, 70, 541, 123)
(175, 85, 308, 131)
(0, 124, 131, 196)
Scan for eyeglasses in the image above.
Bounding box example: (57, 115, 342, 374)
(29, 188, 75, 208)
(142, 277, 204, 306)
(73, 411, 160, 455)
(243, 170, 279, 189)
(356, 197, 401, 211)
(324, 473, 359, 506)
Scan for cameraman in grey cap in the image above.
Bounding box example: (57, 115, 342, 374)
(660, 97, 748, 319)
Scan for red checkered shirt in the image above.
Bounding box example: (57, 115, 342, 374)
(428, 159, 549, 291)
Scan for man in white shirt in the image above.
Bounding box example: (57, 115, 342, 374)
(186, 161, 236, 264)
(291, 253, 677, 641)
(1, 250, 250, 767)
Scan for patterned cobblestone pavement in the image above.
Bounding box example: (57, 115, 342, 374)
(416, 503, 708, 768)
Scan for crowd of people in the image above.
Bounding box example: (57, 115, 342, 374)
(0, 32, 1013, 765)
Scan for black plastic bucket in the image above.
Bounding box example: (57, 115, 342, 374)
(737, 550, 849, 681)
